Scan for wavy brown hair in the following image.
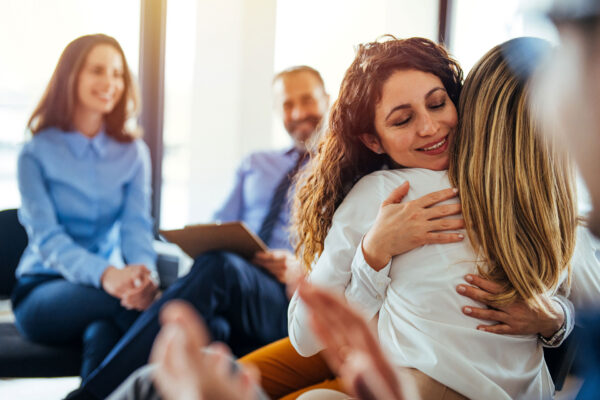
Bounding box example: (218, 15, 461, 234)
(28, 34, 140, 142)
(292, 36, 463, 269)
(448, 38, 577, 311)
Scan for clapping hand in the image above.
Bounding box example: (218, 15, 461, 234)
(297, 281, 417, 400)
(150, 301, 259, 400)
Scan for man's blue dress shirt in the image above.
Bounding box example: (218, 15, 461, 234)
(213, 147, 301, 251)
(16, 128, 157, 288)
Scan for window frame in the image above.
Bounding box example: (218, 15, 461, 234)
(139, 0, 167, 230)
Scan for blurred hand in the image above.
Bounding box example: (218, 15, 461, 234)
(101, 265, 158, 310)
(340, 352, 415, 400)
(457, 274, 564, 337)
(252, 249, 304, 284)
(362, 183, 464, 270)
(150, 301, 258, 400)
(120, 272, 159, 311)
(297, 282, 411, 400)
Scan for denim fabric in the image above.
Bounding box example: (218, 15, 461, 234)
(12, 275, 139, 378)
(82, 251, 289, 399)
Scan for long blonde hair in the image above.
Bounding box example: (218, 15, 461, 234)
(448, 38, 577, 311)
(292, 37, 463, 269)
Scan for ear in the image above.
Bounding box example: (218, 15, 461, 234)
(359, 133, 385, 154)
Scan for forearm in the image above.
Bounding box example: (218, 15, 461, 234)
(120, 144, 158, 273)
(18, 153, 110, 286)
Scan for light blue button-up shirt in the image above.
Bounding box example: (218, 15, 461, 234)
(16, 127, 157, 288)
(213, 147, 301, 251)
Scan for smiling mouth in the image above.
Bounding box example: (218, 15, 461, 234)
(417, 135, 447, 151)
(94, 92, 115, 102)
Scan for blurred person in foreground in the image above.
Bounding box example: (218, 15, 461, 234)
(533, 0, 600, 398)
(146, 288, 411, 400)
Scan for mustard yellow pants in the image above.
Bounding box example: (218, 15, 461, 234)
(240, 337, 468, 400)
(239, 337, 344, 399)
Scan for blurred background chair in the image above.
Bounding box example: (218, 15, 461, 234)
(0, 208, 181, 377)
(0, 208, 82, 377)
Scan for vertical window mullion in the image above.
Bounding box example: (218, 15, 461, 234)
(139, 0, 167, 231)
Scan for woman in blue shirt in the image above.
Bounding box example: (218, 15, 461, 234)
(12, 34, 158, 378)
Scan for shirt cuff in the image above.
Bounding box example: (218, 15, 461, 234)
(345, 238, 392, 318)
(85, 258, 112, 289)
(540, 295, 574, 348)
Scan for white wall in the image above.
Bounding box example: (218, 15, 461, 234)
(271, 0, 439, 146)
(161, 0, 439, 227)
(185, 0, 278, 224)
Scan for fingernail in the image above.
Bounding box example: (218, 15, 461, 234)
(477, 327, 486, 331)
(458, 234, 464, 239)
(464, 307, 472, 314)
(453, 188, 459, 194)
(465, 275, 473, 282)
(456, 285, 466, 293)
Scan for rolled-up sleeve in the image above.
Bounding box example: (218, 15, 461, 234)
(18, 151, 109, 287)
(541, 294, 574, 348)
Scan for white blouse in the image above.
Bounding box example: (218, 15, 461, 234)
(288, 168, 600, 400)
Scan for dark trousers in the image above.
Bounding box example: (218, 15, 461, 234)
(12, 275, 140, 379)
(575, 312, 600, 400)
(82, 251, 289, 399)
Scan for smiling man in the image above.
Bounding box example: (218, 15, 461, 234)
(68, 66, 329, 400)
(273, 66, 329, 148)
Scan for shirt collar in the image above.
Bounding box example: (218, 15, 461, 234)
(285, 145, 308, 160)
(285, 145, 298, 156)
(63, 130, 109, 159)
(90, 130, 110, 157)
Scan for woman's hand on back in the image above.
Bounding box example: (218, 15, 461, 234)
(457, 274, 565, 337)
(362, 182, 464, 270)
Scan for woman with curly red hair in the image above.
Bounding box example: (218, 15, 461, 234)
(287, 36, 579, 399)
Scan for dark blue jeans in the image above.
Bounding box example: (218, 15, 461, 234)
(12, 275, 140, 379)
(82, 251, 289, 399)
(575, 312, 600, 400)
